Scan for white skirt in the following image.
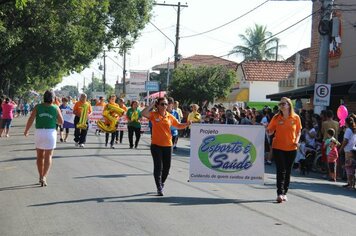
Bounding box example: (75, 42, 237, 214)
(35, 129, 57, 150)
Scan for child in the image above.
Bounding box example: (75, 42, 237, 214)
(295, 135, 307, 175)
(327, 138, 339, 182)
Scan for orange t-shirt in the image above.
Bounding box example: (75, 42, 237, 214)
(73, 101, 92, 117)
(149, 111, 180, 147)
(96, 101, 106, 107)
(120, 104, 128, 112)
(267, 113, 301, 151)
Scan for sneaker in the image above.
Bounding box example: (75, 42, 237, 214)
(157, 189, 164, 196)
(5, 134, 9, 137)
(105, 143, 108, 147)
(60, 138, 64, 142)
(75, 142, 79, 147)
(265, 160, 272, 165)
(79, 144, 85, 148)
(282, 195, 288, 202)
(276, 195, 283, 203)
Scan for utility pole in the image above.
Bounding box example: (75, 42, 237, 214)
(103, 50, 106, 93)
(154, 2, 188, 69)
(314, 0, 333, 114)
(166, 57, 170, 92)
(122, 49, 127, 96)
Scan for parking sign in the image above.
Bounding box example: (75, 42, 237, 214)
(313, 83, 331, 106)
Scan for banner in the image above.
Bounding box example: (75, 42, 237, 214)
(62, 109, 75, 128)
(189, 124, 265, 184)
(88, 106, 104, 130)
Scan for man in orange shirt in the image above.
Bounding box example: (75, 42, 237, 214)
(73, 93, 92, 148)
(142, 97, 190, 196)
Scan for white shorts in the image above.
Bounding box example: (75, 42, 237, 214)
(35, 129, 57, 150)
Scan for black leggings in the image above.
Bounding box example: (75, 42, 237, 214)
(150, 144, 172, 190)
(273, 149, 297, 195)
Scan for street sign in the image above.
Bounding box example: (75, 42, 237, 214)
(313, 83, 331, 106)
(145, 81, 159, 91)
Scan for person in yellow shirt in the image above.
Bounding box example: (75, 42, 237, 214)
(141, 97, 190, 196)
(267, 97, 301, 203)
(186, 103, 201, 138)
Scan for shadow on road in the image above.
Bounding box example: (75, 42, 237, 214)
(74, 173, 151, 179)
(0, 183, 40, 191)
(28, 193, 273, 207)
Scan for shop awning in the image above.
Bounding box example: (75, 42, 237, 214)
(266, 81, 356, 101)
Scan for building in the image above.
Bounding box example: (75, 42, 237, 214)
(267, 0, 356, 113)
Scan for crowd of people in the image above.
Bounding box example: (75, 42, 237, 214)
(1, 92, 356, 201)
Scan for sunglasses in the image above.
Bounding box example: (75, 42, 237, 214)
(278, 102, 287, 106)
(159, 103, 168, 106)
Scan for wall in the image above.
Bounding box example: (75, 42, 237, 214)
(249, 81, 279, 102)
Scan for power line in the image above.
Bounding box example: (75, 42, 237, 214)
(180, 0, 270, 38)
(180, 9, 319, 63)
(149, 21, 175, 47)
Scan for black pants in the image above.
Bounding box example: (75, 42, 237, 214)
(74, 116, 88, 144)
(273, 148, 297, 195)
(128, 126, 141, 148)
(115, 131, 124, 143)
(150, 144, 172, 190)
(105, 132, 117, 146)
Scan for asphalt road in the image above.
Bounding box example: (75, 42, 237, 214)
(1, 117, 355, 236)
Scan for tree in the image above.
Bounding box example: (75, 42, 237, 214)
(0, 0, 153, 97)
(59, 85, 79, 98)
(169, 65, 236, 105)
(83, 77, 114, 99)
(230, 24, 284, 61)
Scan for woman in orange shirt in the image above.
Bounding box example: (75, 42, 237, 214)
(267, 97, 301, 203)
(142, 97, 190, 196)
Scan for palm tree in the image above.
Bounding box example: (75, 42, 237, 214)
(230, 24, 284, 61)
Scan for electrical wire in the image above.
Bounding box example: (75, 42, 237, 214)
(180, 0, 270, 38)
(149, 21, 175, 46)
(182, 9, 320, 63)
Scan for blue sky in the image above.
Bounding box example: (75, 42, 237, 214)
(56, 0, 313, 91)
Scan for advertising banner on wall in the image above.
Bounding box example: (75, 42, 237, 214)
(189, 124, 265, 184)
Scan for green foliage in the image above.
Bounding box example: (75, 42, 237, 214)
(59, 85, 79, 98)
(83, 77, 114, 99)
(0, 0, 153, 97)
(169, 65, 236, 106)
(230, 24, 285, 61)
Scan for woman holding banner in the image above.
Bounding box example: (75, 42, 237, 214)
(267, 97, 301, 203)
(141, 97, 190, 196)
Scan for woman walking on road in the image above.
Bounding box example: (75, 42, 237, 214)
(141, 97, 190, 196)
(127, 100, 142, 149)
(0, 97, 17, 137)
(267, 97, 301, 203)
(24, 90, 64, 187)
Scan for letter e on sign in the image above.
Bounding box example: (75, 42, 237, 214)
(313, 83, 331, 106)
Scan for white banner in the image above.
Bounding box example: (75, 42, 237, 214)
(189, 124, 265, 184)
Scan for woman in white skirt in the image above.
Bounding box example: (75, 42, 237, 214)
(24, 90, 63, 186)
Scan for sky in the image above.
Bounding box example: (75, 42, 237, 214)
(56, 0, 313, 91)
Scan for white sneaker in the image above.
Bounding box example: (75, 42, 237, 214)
(276, 195, 283, 203)
(79, 144, 85, 148)
(282, 195, 288, 202)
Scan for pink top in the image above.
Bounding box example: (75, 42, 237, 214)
(327, 147, 339, 163)
(1, 102, 15, 119)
